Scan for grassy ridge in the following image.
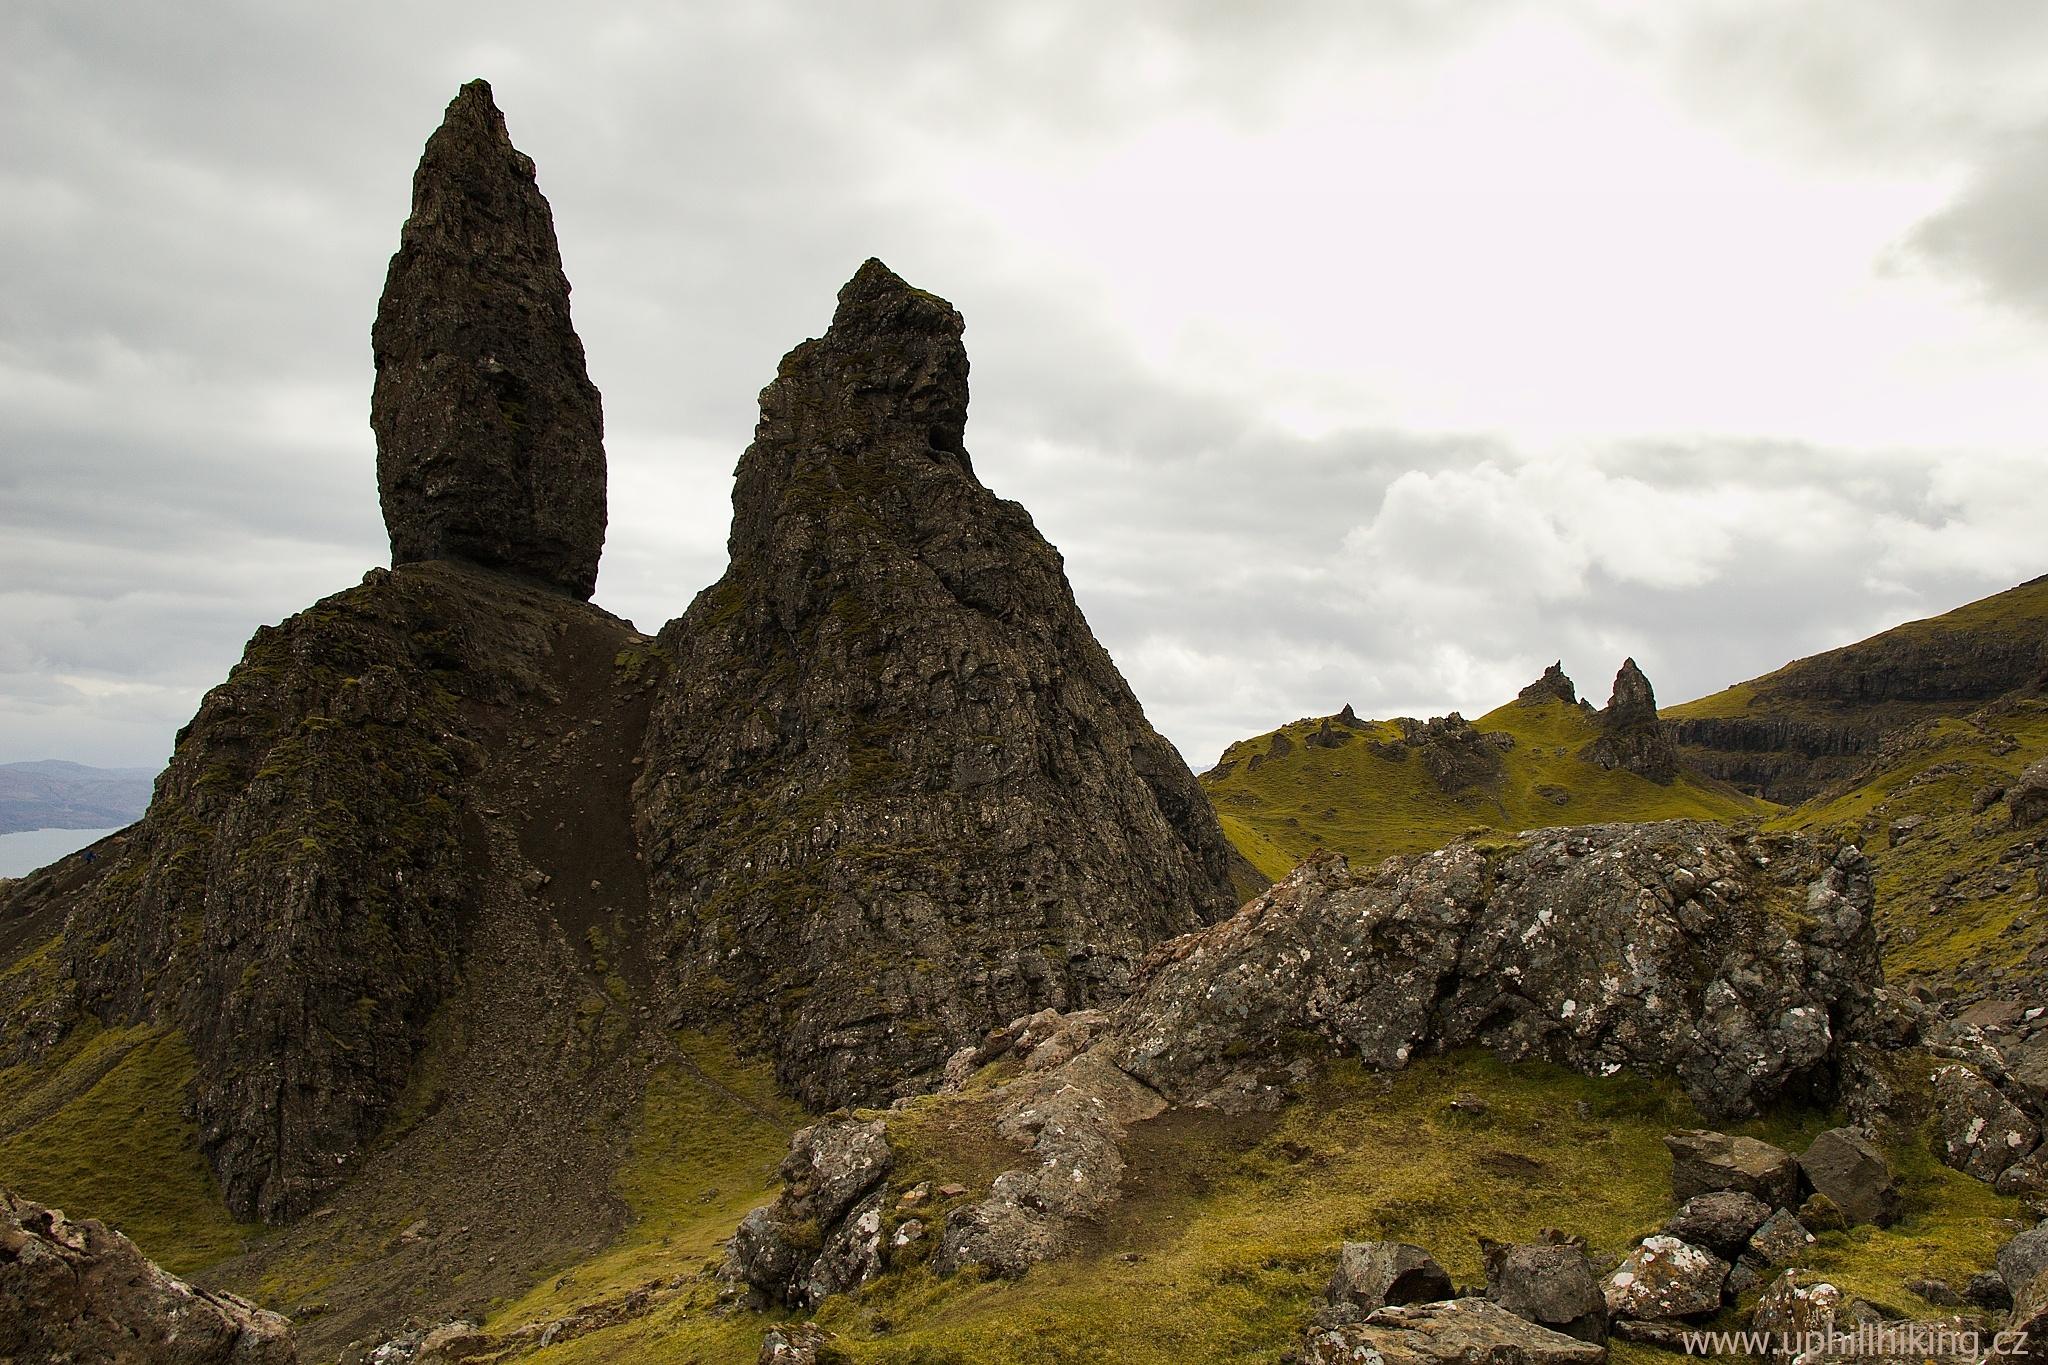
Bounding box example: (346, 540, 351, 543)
(1204, 697, 1767, 877)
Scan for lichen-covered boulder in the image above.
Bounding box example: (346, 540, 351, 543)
(726, 1119, 893, 1308)
(1302, 1299, 1606, 1365)
(1604, 1235, 1729, 1321)
(1749, 1270, 1842, 1365)
(1746, 1209, 1817, 1268)
(1667, 1130, 1802, 1208)
(0, 1187, 297, 1363)
(2009, 759, 2048, 830)
(2001, 1222, 2048, 1299)
(1933, 1065, 2040, 1183)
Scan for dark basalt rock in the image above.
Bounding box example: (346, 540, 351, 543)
(1382, 712, 1508, 793)
(372, 79, 607, 600)
(634, 259, 1244, 1110)
(1583, 658, 1681, 783)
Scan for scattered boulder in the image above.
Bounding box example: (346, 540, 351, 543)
(1964, 1271, 2013, 1311)
(1749, 1271, 1842, 1365)
(1998, 1145, 2048, 1199)
(372, 80, 607, 600)
(1323, 1242, 1455, 1323)
(1664, 1190, 1774, 1260)
(2011, 760, 2048, 830)
(1998, 1267, 2048, 1365)
(1799, 1128, 1900, 1227)
(1933, 1065, 2040, 1183)
(1302, 1298, 1605, 1365)
(1798, 1193, 1848, 1234)
(2000, 1222, 2048, 1298)
(1603, 1235, 1729, 1321)
(1747, 1209, 1817, 1268)
(1666, 1130, 1801, 1208)
(1483, 1237, 1608, 1342)
(0, 1187, 297, 1363)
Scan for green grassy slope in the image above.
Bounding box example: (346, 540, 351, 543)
(1769, 696, 2048, 993)
(507, 1050, 2015, 1365)
(1204, 698, 1767, 878)
(0, 1020, 259, 1273)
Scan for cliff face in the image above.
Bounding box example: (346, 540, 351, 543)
(1666, 576, 2048, 803)
(633, 259, 1245, 1110)
(372, 79, 607, 600)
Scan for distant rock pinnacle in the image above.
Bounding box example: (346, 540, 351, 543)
(636, 258, 1246, 1109)
(372, 79, 606, 599)
(1585, 658, 1680, 782)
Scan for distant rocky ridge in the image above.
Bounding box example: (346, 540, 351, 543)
(1666, 575, 2048, 803)
(634, 258, 1247, 1110)
(0, 760, 155, 835)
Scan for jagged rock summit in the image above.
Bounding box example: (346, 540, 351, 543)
(372, 78, 607, 600)
(635, 257, 1247, 1110)
(1519, 662, 1579, 706)
(1585, 657, 1681, 782)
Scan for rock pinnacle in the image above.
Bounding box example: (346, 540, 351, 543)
(371, 79, 607, 599)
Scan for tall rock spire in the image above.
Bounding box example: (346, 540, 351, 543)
(372, 79, 607, 599)
(636, 259, 1249, 1110)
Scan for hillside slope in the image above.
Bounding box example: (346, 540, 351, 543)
(1204, 665, 1766, 879)
(1666, 575, 2048, 803)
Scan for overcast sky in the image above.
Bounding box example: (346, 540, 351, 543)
(4, 2, 2046, 773)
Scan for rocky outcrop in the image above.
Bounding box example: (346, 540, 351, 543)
(1519, 663, 1580, 706)
(2012, 759, 2048, 829)
(1374, 713, 1510, 793)
(1603, 1235, 1727, 1321)
(0, 1187, 297, 1363)
(372, 79, 606, 600)
(1106, 824, 1880, 1119)
(929, 820, 1884, 1279)
(726, 1119, 895, 1309)
(10, 562, 644, 1221)
(633, 259, 1243, 1110)
(1584, 659, 1680, 783)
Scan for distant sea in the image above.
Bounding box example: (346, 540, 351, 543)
(0, 826, 121, 878)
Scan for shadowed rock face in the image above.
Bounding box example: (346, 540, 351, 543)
(372, 79, 606, 600)
(634, 258, 1244, 1110)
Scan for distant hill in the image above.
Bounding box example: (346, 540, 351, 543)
(0, 760, 156, 835)
(1203, 663, 1767, 879)
(1665, 574, 2048, 803)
